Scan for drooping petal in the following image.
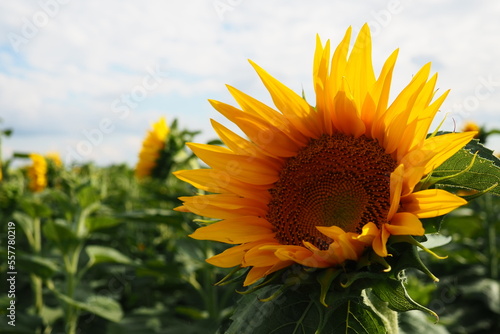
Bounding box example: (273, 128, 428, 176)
(243, 260, 292, 286)
(206, 241, 270, 268)
(372, 225, 390, 257)
(272, 245, 332, 268)
(386, 212, 425, 235)
(388, 164, 405, 220)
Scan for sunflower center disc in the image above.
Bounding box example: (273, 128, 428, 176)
(266, 133, 397, 250)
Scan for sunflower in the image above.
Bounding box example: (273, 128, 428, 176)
(28, 153, 47, 192)
(46, 152, 62, 167)
(175, 24, 477, 287)
(135, 117, 169, 179)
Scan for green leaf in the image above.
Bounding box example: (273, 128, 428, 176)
(85, 245, 133, 267)
(432, 139, 500, 196)
(399, 311, 450, 334)
(76, 185, 100, 208)
(458, 278, 500, 314)
(12, 212, 34, 239)
(42, 219, 79, 253)
(421, 215, 444, 234)
(55, 292, 123, 322)
(85, 215, 122, 232)
(371, 278, 438, 320)
(115, 209, 185, 225)
(16, 254, 59, 278)
(330, 299, 386, 334)
(18, 197, 52, 218)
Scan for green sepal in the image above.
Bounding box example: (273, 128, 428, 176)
(317, 268, 341, 307)
(389, 240, 440, 283)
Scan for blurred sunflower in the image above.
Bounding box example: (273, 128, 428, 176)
(46, 152, 62, 167)
(175, 24, 477, 286)
(27, 153, 47, 192)
(461, 121, 480, 135)
(135, 117, 169, 179)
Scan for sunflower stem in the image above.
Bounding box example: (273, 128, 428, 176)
(483, 194, 498, 280)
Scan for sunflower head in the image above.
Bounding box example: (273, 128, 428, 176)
(176, 24, 477, 287)
(28, 153, 48, 192)
(46, 152, 62, 168)
(135, 117, 170, 179)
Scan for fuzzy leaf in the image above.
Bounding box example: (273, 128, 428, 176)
(330, 300, 386, 334)
(225, 284, 386, 334)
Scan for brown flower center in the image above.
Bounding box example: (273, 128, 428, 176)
(266, 133, 397, 250)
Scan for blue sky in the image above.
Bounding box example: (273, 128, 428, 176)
(1, 0, 500, 166)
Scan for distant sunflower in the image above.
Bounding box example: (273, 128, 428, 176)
(135, 117, 169, 179)
(46, 152, 62, 167)
(28, 153, 47, 192)
(175, 24, 477, 286)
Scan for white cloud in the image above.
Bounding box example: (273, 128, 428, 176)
(1, 0, 499, 165)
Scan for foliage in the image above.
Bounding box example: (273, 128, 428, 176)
(0, 121, 236, 334)
(0, 121, 498, 333)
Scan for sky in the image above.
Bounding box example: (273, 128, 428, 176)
(1, 0, 500, 167)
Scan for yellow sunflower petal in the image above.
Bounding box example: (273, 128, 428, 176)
(402, 189, 467, 218)
(344, 23, 376, 111)
(369, 49, 399, 141)
(386, 212, 425, 235)
(226, 85, 309, 146)
(209, 100, 301, 157)
(402, 131, 477, 173)
(356, 222, 379, 244)
(243, 246, 284, 267)
(243, 266, 273, 286)
(174, 169, 271, 203)
(314, 35, 332, 134)
(243, 260, 292, 286)
(187, 143, 281, 185)
(180, 194, 267, 219)
(333, 85, 366, 138)
(206, 241, 266, 268)
(406, 90, 449, 153)
(328, 26, 352, 98)
(273, 245, 332, 268)
(372, 225, 390, 257)
(250, 60, 322, 138)
(388, 164, 405, 220)
(210, 118, 270, 159)
(189, 216, 274, 244)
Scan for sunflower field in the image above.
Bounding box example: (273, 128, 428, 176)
(1, 26, 500, 334)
